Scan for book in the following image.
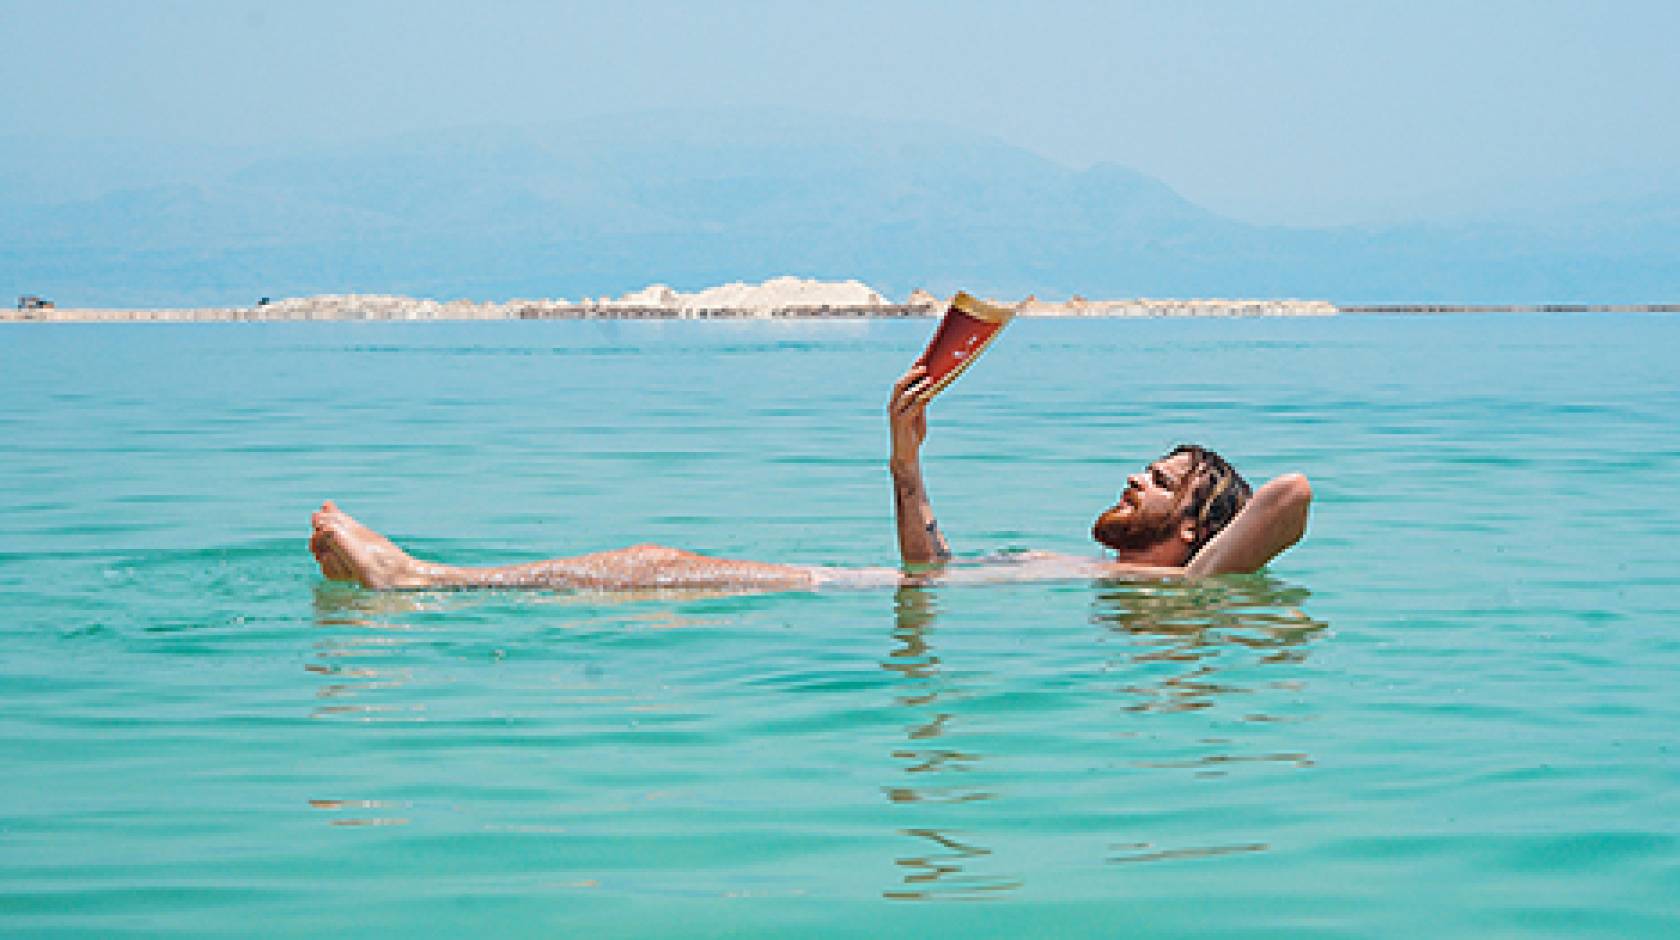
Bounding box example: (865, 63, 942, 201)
(913, 292, 1016, 401)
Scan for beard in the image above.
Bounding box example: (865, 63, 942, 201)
(1091, 504, 1180, 553)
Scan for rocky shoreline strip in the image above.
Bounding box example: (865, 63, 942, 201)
(6, 277, 1339, 322)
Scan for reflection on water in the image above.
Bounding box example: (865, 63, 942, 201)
(1091, 575, 1326, 717)
(308, 585, 428, 723)
(883, 586, 988, 804)
(881, 586, 1020, 900)
(1092, 575, 1326, 867)
(880, 587, 994, 815)
(1106, 840, 1269, 864)
(884, 828, 1022, 901)
(304, 586, 428, 827)
(880, 576, 1327, 899)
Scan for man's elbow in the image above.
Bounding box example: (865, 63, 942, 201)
(1274, 473, 1312, 507)
(1270, 473, 1312, 544)
(1250, 473, 1312, 547)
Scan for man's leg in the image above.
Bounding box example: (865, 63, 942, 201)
(308, 502, 819, 592)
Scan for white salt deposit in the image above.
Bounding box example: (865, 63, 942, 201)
(599, 276, 887, 312)
(603, 284, 680, 307)
(678, 276, 886, 311)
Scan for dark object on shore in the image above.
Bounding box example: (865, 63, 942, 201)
(257, 297, 271, 307)
(17, 295, 54, 311)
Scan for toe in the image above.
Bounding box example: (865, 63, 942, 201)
(310, 536, 349, 581)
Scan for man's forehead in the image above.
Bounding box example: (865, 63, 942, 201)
(1148, 453, 1195, 476)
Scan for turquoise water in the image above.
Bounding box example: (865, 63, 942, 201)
(3, 316, 1677, 937)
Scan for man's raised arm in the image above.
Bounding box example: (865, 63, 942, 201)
(888, 366, 953, 567)
(1184, 473, 1313, 578)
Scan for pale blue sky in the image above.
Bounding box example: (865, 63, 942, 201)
(3, 0, 1676, 224)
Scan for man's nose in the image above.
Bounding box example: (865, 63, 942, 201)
(1126, 472, 1146, 490)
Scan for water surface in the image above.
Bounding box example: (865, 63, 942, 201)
(3, 315, 1677, 936)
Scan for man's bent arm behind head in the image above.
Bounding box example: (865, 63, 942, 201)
(1183, 474, 1313, 578)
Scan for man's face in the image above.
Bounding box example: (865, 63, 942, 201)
(1091, 452, 1196, 554)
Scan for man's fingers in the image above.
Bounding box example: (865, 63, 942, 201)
(906, 376, 933, 402)
(892, 381, 924, 414)
(890, 366, 930, 401)
(893, 378, 934, 416)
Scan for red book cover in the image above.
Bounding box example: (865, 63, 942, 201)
(913, 292, 1016, 401)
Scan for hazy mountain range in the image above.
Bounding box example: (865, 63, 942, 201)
(2, 111, 1675, 307)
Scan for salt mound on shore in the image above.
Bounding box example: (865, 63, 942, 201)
(613, 284, 680, 306)
(599, 276, 887, 311)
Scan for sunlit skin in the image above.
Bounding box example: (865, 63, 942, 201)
(309, 501, 826, 592)
(310, 365, 1311, 592)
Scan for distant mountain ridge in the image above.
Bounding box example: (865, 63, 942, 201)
(2, 111, 1675, 306)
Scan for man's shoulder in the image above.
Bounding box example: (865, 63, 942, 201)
(1096, 559, 1186, 580)
(982, 551, 1180, 578)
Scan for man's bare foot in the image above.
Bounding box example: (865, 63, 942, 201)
(309, 501, 432, 590)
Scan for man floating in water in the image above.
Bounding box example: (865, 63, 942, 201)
(309, 365, 1311, 591)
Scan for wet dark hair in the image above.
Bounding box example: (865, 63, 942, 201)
(1168, 444, 1252, 559)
